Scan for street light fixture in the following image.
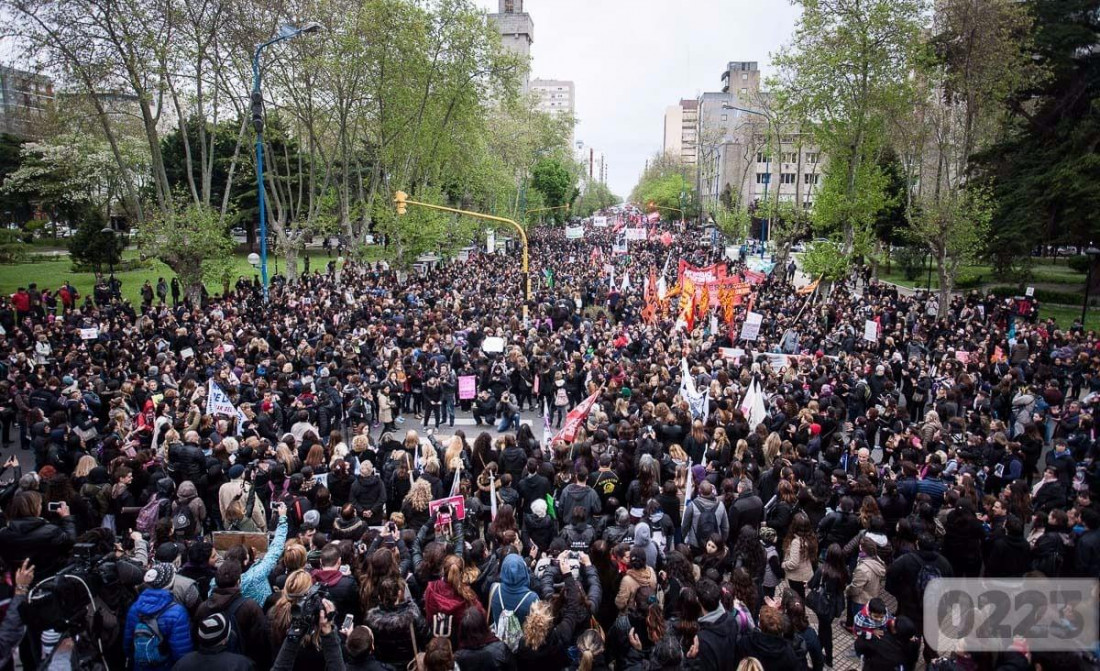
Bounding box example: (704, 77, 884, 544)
(252, 22, 323, 303)
(1082, 245, 1100, 325)
(723, 103, 773, 256)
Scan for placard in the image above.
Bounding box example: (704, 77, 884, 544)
(180, 347, 195, 359)
(863, 319, 879, 342)
(79, 327, 99, 340)
(458, 375, 476, 400)
(428, 495, 466, 521)
(740, 312, 763, 341)
(592, 216, 608, 228)
(1025, 286, 1034, 297)
(565, 226, 584, 240)
(602, 263, 614, 275)
(719, 347, 746, 360)
(212, 531, 269, 557)
(625, 228, 647, 241)
(481, 336, 505, 353)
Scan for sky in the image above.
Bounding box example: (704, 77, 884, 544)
(472, 0, 803, 199)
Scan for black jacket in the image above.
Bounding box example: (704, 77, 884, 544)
(817, 510, 861, 548)
(735, 629, 797, 669)
(516, 473, 551, 514)
(853, 630, 920, 671)
(885, 550, 953, 618)
(695, 610, 743, 671)
(169, 441, 209, 485)
(982, 534, 1031, 578)
(524, 513, 557, 552)
(363, 600, 430, 669)
(500, 447, 528, 482)
(350, 474, 386, 520)
(729, 493, 764, 535)
(0, 516, 77, 578)
(194, 586, 272, 670)
(455, 640, 516, 671)
(173, 648, 255, 671)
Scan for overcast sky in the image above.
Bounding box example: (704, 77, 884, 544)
(472, 0, 803, 199)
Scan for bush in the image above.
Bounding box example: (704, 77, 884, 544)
(70, 257, 150, 274)
(988, 285, 1096, 306)
(894, 246, 926, 282)
(1067, 255, 1091, 274)
(954, 271, 984, 289)
(0, 230, 29, 263)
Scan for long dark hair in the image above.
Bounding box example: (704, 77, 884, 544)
(822, 542, 850, 584)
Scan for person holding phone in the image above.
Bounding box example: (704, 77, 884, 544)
(0, 489, 75, 579)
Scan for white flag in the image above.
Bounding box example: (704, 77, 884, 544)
(206, 380, 236, 416)
(679, 358, 709, 421)
(740, 379, 768, 431)
(621, 271, 630, 292)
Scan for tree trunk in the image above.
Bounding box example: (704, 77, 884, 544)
(285, 246, 300, 282)
(937, 256, 952, 319)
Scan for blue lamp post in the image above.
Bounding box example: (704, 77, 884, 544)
(252, 22, 321, 302)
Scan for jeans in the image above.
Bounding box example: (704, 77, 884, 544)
(497, 412, 520, 432)
(551, 405, 565, 428)
(424, 403, 441, 428)
(442, 397, 455, 426)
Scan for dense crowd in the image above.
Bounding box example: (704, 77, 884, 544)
(0, 217, 1096, 671)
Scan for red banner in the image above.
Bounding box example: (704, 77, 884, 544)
(678, 261, 729, 287)
(743, 269, 767, 285)
(555, 390, 601, 443)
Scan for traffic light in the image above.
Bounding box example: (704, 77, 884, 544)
(394, 190, 408, 215)
(251, 91, 264, 133)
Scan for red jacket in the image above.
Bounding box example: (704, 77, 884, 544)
(10, 291, 29, 312)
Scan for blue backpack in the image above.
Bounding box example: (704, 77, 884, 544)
(133, 604, 171, 666)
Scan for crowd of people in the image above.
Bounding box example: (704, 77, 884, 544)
(0, 214, 1096, 671)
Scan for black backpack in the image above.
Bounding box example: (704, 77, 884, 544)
(695, 501, 719, 543)
(221, 594, 249, 655)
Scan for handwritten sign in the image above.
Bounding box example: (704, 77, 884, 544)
(79, 327, 99, 340)
(740, 312, 763, 341)
(565, 226, 584, 240)
(592, 216, 608, 228)
(180, 347, 195, 360)
(458, 376, 476, 400)
(481, 336, 505, 353)
(863, 320, 879, 342)
(625, 228, 648, 241)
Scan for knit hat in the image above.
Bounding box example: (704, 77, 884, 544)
(154, 542, 181, 563)
(759, 526, 777, 544)
(227, 464, 245, 480)
(144, 562, 175, 590)
(530, 498, 547, 518)
(196, 613, 230, 648)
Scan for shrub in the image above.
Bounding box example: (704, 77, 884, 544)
(1067, 255, 1091, 274)
(954, 271, 983, 289)
(894, 246, 926, 282)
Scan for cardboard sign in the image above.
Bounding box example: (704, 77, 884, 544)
(428, 495, 466, 521)
(1026, 286, 1034, 297)
(592, 216, 608, 228)
(212, 531, 269, 558)
(625, 228, 648, 241)
(481, 336, 505, 353)
(720, 347, 746, 360)
(740, 312, 763, 341)
(79, 327, 99, 340)
(565, 226, 584, 240)
(863, 320, 879, 342)
(458, 375, 477, 400)
(180, 347, 195, 360)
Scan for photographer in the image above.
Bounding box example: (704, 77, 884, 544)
(0, 490, 76, 579)
(0, 559, 33, 668)
(271, 585, 345, 671)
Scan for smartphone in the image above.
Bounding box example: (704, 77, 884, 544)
(342, 614, 354, 632)
(47, 501, 62, 512)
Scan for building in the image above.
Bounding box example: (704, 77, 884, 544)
(696, 61, 824, 236)
(575, 140, 607, 186)
(530, 78, 575, 145)
(663, 99, 698, 165)
(488, 0, 534, 92)
(0, 66, 54, 138)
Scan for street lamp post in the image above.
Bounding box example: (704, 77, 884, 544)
(252, 22, 321, 303)
(1083, 246, 1100, 325)
(100, 227, 119, 277)
(723, 104, 772, 257)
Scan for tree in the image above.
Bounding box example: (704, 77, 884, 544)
(137, 203, 234, 305)
(573, 181, 621, 218)
(974, 0, 1099, 277)
(69, 212, 124, 270)
(530, 157, 575, 222)
(773, 0, 925, 251)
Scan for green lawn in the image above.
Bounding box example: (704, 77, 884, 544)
(0, 248, 345, 306)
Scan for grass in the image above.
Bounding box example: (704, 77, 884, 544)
(1037, 303, 1100, 332)
(0, 248, 348, 306)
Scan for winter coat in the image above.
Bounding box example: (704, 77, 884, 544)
(377, 394, 394, 424)
(218, 479, 267, 532)
(736, 629, 796, 669)
(489, 554, 539, 625)
(523, 512, 557, 552)
(240, 515, 287, 605)
(513, 575, 587, 671)
(123, 588, 193, 671)
(781, 536, 815, 583)
(885, 550, 953, 619)
(853, 629, 921, 671)
(173, 481, 207, 536)
(615, 566, 657, 611)
(695, 606, 744, 671)
(681, 495, 730, 547)
(350, 474, 386, 521)
(311, 567, 360, 622)
(194, 586, 271, 670)
(983, 534, 1031, 578)
(846, 555, 886, 605)
(728, 492, 764, 535)
(172, 648, 255, 671)
(0, 515, 77, 579)
(818, 510, 862, 549)
(455, 639, 516, 671)
(423, 578, 486, 645)
(556, 483, 602, 522)
(364, 600, 429, 669)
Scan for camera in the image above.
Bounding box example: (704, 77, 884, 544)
(288, 584, 327, 639)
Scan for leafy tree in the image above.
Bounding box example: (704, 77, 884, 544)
(573, 181, 621, 218)
(136, 203, 234, 305)
(530, 158, 575, 223)
(69, 211, 124, 270)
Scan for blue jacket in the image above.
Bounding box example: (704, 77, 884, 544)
(123, 588, 192, 671)
(241, 514, 287, 605)
(489, 554, 538, 625)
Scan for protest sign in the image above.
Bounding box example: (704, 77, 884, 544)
(740, 312, 763, 341)
(458, 376, 476, 400)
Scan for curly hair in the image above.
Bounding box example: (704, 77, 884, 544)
(404, 478, 432, 512)
(522, 600, 555, 650)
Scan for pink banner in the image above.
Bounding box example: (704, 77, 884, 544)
(458, 376, 476, 400)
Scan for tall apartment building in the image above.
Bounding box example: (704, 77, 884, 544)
(0, 66, 54, 138)
(663, 99, 699, 165)
(696, 61, 824, 235)
(530, 79, 575, 145)
(488, 0, 534, 92)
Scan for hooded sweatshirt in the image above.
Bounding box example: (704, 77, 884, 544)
(489, 554, 539, 625)
(632, 523, 659, 568)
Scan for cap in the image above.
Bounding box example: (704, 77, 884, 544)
(144, 562, 175, 590)
(196, 613, 230, 647)
(227, 464, 245, 480)
(154, 542, 181, 563)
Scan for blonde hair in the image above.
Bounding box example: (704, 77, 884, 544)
(764, 433, 782, 463)
(576, 629, 605, 671)
(271, 570, 316, 647)
(669, 444, 688, 462)
(735, 439, 749, 462)
(404, 479, 432, 511)
(221, 437, 239, 454)
(74, 455, 98, 479)
(737, 659, 764, 671)
(444, 437, 463, 473)
(523, 601, 554, 650)
(351, 435, 370, 453)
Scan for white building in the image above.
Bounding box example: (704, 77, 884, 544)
(488, 0, 534, 92)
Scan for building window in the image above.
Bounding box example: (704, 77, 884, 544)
(804, 174, 819, 185)
(806, 152, 819, 163)
(756, 152, 770, 163)
(780, 173, 795, 184)
(781, 152, 798, 163)
(741, 73, 748, 80)
(756, 173, 770, 184)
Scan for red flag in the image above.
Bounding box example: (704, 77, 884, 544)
(660, 231, 673, 246)
(555, 389, 602, 443)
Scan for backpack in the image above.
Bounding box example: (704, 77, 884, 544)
(172, 503, 196, 535)
(916, 559, 943, 594)
(135, 497, 163, 536)
(554, 387, 569, 407)
(221, 594, 249, 655)
(492, 584, 534, 652)
(132, 604, 171, 666)
(694, 501, 719, 543)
